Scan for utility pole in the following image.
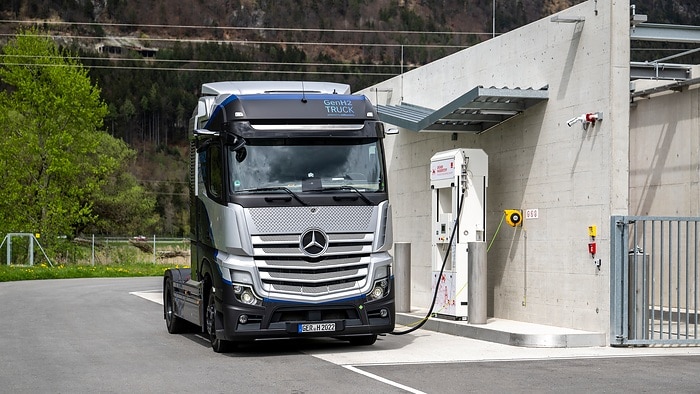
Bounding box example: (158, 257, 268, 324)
(492, 0, 496, 38)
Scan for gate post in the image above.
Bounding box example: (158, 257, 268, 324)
(610, 216, 628, 346)
(6, 234, 11, 265)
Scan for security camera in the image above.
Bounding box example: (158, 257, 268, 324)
(567, 117, 580, 127)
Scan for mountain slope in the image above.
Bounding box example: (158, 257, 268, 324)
(1, 0, 698, 237)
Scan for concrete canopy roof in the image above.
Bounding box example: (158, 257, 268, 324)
(376, 86, 548, 133)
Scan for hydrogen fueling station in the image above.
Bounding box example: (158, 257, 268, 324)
(359, 0, 700, 347)
(429, 149, 488, 322)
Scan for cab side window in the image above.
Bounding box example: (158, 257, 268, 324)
(199, 143, 223, 201)
(208, 144, 223, 199)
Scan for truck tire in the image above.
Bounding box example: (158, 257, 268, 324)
(206, 287, 234, 353)
(164, 278, 186, 334)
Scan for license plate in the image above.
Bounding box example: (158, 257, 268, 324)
(298, 323, 336, 333)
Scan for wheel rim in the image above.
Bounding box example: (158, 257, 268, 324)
(206, 293, 216, 338)
(165, 290, 174, 326)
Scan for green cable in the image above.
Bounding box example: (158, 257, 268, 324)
(487, 212, 505, 252)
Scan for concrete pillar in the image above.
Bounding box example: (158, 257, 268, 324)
(468, 242, 487, 324)
(394, 242, 411, 313)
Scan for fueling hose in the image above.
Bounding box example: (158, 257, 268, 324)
(390, 191, 466, 335)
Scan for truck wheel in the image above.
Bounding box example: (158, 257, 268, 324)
(348, 334, 378, 346)
(164, 278, 186, 334)
(206, 288, 233, 353)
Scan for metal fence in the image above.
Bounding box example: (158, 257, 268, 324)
(1, 233, 53, 266)
(1, 234, 189, 266)
(84, 236, 189, 265)
(611, 216, 700, 346)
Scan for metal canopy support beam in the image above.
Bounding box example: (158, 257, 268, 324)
(630, 62, 692, 81)
(631, 76, 700, 101)
(377, 86, 548, 133)
(631, 23, 700, 43)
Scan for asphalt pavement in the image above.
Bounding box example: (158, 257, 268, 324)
(2, 277, 700, 393)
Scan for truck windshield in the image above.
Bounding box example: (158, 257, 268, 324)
(228, 138, 386, 194)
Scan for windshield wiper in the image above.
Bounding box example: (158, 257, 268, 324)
(312, 186, 373, 205)
(239, 187, 308, 206)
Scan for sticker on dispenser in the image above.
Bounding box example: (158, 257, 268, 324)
(430, 158, 455, 181)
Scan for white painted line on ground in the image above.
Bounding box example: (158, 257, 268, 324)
(343, 365, 426, 394)
(130, 290, 163, 305)
(129, 289, 700, 367)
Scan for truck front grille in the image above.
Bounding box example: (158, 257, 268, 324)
(248, 206, 374, 234)
(252, 232, 372, 298)
(246, 205, 379, 299)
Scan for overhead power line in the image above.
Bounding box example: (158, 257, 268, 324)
(0, 19, 492, 37)
(0, 61, 397, 76)
(1, 54, 409, 70)
(0, 20, 469, 75)
(0, 32, 468, 49)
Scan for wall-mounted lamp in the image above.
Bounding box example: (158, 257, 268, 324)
(550, 15, 585, 23)
(630, 5, 647, 28)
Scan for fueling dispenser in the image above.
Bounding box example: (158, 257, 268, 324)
(430, 148, 488, 320)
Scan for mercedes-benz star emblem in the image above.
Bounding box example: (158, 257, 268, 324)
(300, 229, 328, 257)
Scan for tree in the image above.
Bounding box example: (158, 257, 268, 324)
(0, 28, 156, 241)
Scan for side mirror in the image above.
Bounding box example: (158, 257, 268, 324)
(194, 128, 219, 137)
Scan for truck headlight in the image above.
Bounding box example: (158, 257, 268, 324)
(232, 284, 262, 306)
(366, 279, 389, 302)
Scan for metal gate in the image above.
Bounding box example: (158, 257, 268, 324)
(611, 216, 700, 346)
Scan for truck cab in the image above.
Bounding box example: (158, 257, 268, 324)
(164, 81, 395, 352)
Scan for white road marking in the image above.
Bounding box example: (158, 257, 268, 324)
(130, 290, 163, 305)
(130, 288, 700, 391)
(343, 365, 426, 394)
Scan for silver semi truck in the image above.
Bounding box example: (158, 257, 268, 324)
(163, 81, 395, 352)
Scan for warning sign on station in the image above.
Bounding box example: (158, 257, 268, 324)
(430, 158, 455, 181)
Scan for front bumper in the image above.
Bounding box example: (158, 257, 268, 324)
(215, 279, 395, 341)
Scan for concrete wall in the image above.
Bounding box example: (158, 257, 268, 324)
(358, 0, 631, 333)
(630, 69, 700, 216)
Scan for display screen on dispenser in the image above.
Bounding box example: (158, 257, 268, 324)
(430, 158, 455, 181)
(435, 213, 453, 243)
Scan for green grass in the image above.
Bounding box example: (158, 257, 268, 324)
(0, 262, 188, 282)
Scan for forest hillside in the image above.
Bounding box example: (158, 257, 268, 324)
(1, 0, 698, 236)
